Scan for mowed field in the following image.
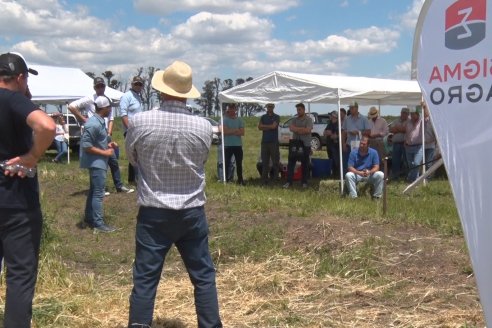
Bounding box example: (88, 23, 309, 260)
(0, 116, 484, 327)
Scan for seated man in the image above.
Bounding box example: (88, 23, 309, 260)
(345, 136, 384, 199)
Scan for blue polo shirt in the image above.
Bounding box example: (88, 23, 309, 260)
(342, 115, 370, 145)
(347, 147, 379, 171)
(223, 116, 244, 147)
(80, 114, 109, 170)
(260, 113, 280, 143)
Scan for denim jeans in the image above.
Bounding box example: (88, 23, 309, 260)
(108, 152, 123, 189)
(84, 168, 107, 227)
(345, 171, 384, 198)
(224, 146, 243, 182)
(0, 207, 42, 328)
(287, 146, 310, 184)
(405, 144, 423, 182)
(128, 206, 222, 328)
(391, 142, 406, 179)
(54, 139, 68, 162)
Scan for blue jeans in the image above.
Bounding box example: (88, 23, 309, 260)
(0, 207, 42, 328)
(128, 206, 222, 328)
(54, 139, 68, 162)
(108, 152, 123, 189)
(405, 144, 423, 182)
(391, 142, 406, 179)
(345, 171, 384, 198)
(84, 168, 107, 227)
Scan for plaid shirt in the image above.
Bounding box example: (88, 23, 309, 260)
(125, 101, 213, 209)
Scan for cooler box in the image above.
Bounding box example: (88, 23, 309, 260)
(311, 158, 332, 178)
(281, 163, 303, 181)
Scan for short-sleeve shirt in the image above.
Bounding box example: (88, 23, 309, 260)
(223, 116, 244, 147)
(69, 94, 114, 128)
(79, 114, 109, 170)
(324, 121, 339, 145)
(342, 115, 370, 145)
(347, 147, 380, 171)
(260, 113, 280, 143)
(119, 89, 143, 132)
(291, 115, 313, 147)
(0, 89, 40, 209)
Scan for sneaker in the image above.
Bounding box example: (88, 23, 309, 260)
(302, 183, 308, 188)
(283, 182, 291, 189)
(93, 224, 117, 233)
(104, 191, 110, 196)
(237, 180, 246, 186)
(117, 186, 134, 193)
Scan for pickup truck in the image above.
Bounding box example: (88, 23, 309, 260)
(278, 112, 331, 151)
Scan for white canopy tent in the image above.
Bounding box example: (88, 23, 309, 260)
(27, 64, 124, 163)
(28, 64, 124, 104)
(218, 71, 422, 190)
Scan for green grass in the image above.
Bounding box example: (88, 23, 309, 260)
(16, 116, 479, 327)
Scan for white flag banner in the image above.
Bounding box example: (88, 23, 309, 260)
(413, 0, 491, 324)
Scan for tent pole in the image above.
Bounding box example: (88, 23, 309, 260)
(220, 102, 226, 184)
(337, 98, 344, 195)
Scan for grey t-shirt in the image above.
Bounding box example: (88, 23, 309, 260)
(291, 115, 313, 147)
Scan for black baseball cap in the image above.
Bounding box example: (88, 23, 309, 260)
(0, 52, 38, 76)
(132, 76, 144, 84)
(93, 77, 105, 86)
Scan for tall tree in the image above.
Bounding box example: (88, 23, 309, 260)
(102, 71, 114, 85)
(195, 80, 215, 116)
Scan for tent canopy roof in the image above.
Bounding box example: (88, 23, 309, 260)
(28, 64, 124, 104)
(219, 71, 422, 106)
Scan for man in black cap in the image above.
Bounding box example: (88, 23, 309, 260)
(257, 103, 280, 184)
(120, 76, 144, 184)
(0, 52, 56, 327)
(68, 77, 134, 195)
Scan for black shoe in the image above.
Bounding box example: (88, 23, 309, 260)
(93, 224, 117, 233)
(237, 180, 246, 186)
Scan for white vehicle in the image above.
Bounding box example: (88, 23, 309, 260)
(278, 112, 331, 151)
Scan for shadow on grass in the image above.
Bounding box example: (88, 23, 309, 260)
(115, 317, 187, 328)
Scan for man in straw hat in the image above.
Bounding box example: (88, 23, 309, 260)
(125, 60, 222, 328)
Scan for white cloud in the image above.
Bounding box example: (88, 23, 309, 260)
(293, 26, 400, 56)
(392, 61, 412, 79)
(172, 12, 273, 43)
(134, 0, 299, 15)
(400, 0, 425, 31)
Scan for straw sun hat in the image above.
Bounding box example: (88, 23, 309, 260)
(151, 60, 200, 99)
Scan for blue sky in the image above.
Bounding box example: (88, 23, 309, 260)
(0, 0, 424, 115)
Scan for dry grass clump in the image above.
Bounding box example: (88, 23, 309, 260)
(7, 251, 480, 327)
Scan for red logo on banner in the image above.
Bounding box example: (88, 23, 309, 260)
(445, 0, 486, 50)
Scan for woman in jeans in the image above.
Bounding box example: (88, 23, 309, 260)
(53, 115, 68, 163)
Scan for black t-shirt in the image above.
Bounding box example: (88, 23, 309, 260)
(0, 88, 40, 209)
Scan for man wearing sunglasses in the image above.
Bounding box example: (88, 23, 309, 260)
(120, 76, 144, 184)
(68, 77, 134, 195)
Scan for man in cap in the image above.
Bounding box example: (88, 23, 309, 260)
(79, 96, 118, 233)
(323, 110, 341, 177)
(342, 101, 370, 174)
(389, 107, 410, 179)
(69, 77, 134, 195)
(120, 76, 144, 184)
(257, 103, 280, 184)
(367, 106, 388, 166)
(222, 103, 246, 185)
(0, 52, 56, 327)
(125, 60, 222, 327)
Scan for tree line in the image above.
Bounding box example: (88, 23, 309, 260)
(86, 68, 265, 117)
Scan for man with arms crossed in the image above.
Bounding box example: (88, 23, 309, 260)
(126, 60, 222, 328)
(0, 52, 56, 327)
(258, 103, 280, 184)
